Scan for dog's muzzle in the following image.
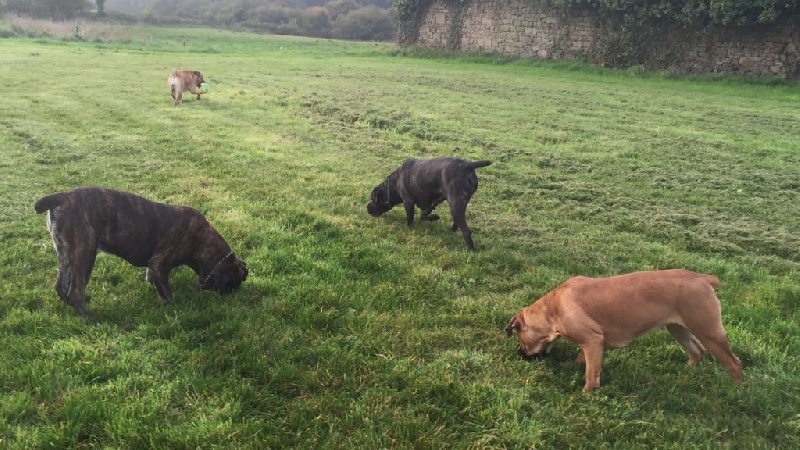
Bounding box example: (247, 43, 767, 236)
(518, 348, 547, 360)
(517, 340, 556, 360)
(366, 202, 384, 217)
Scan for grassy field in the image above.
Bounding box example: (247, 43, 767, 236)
(0, 23, 799, 448)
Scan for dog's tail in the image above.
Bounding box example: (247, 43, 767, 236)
(34, 193, 66, 214)
(465, 160, 492, 170)
(702, 274, 720, 290)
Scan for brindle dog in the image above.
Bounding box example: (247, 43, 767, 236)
(34, 187, 248, 319)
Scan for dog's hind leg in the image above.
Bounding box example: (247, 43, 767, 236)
(54, 247, 72, 302)
(170, 83, 179, 106)
(47, 211, 71, 302)
(169, 75, 183, 106)
(449, 199, 475, 251)
(683, 294, 743, 384)
(693, 327, 743, 384)
(64, 240, 97, 320)
(666, 324, 706, 365)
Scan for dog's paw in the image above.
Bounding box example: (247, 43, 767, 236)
(422, 214, 440, 221)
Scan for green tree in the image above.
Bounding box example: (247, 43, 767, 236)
(332, 5, 394, 40)
(4, 0, 87, 19)
(326, 0, 360, 21)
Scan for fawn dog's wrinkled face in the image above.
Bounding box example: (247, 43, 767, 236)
(505, 307, 559, 358)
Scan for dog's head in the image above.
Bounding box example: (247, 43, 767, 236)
(201, 254, 248, 294)
(193, 71, 205, 87)
(366, 179, 401, 217)
(505, 304, 560, 358)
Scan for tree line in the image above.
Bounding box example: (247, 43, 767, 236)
(1, 0, 396, 41)
(1, 0, 98, 19)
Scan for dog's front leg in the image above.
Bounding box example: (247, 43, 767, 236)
(580, 341, 604, 392)
(403, 201, 416, 226)
(146, 265, 174, 303)
(420, 206, 440, 222)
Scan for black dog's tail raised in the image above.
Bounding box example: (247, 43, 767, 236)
(34, 193, 66, 214)
(465, 160, 492, 170)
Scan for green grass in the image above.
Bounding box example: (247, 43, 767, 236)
(1, 24, 799, 448)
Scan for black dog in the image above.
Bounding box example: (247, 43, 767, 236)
(367, 157, 492, 251)
(34, 187, 248, 319)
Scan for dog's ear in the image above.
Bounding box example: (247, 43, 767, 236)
(370, 184, 383, 203)
(237, 258, 249, 281)
(505, 314, 523, 336)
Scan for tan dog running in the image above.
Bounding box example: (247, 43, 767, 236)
(505, 269, 743, 392)
(167, 69, 205, 106)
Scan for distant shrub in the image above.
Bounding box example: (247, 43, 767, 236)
(274, 20, 303, 36)
(256, 4, 292, 25)
(331, 6, 394, 41)
(326, 0, 361, 21)
(1, 14, 135, 40)
(301, 7, 331, 38)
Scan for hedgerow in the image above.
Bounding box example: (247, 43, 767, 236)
(394, 0, 800, 44)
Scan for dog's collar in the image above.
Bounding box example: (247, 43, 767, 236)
(201, 251, 234, 289)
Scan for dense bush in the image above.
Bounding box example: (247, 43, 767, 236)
(140, 0, 393, 40)
(533, 0, 800, 68)
(394, 0, 800, 44)
(332, 5, 394, 40)
(2, 0, 89, 20)
(326, 0, 361, 21)
(0, 0, 395, 41)
(541, 0, 800, 26)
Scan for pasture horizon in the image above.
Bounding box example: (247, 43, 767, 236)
(0, 24, 798, 448)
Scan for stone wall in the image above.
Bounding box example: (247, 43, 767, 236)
(415, 0, 800, 78)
